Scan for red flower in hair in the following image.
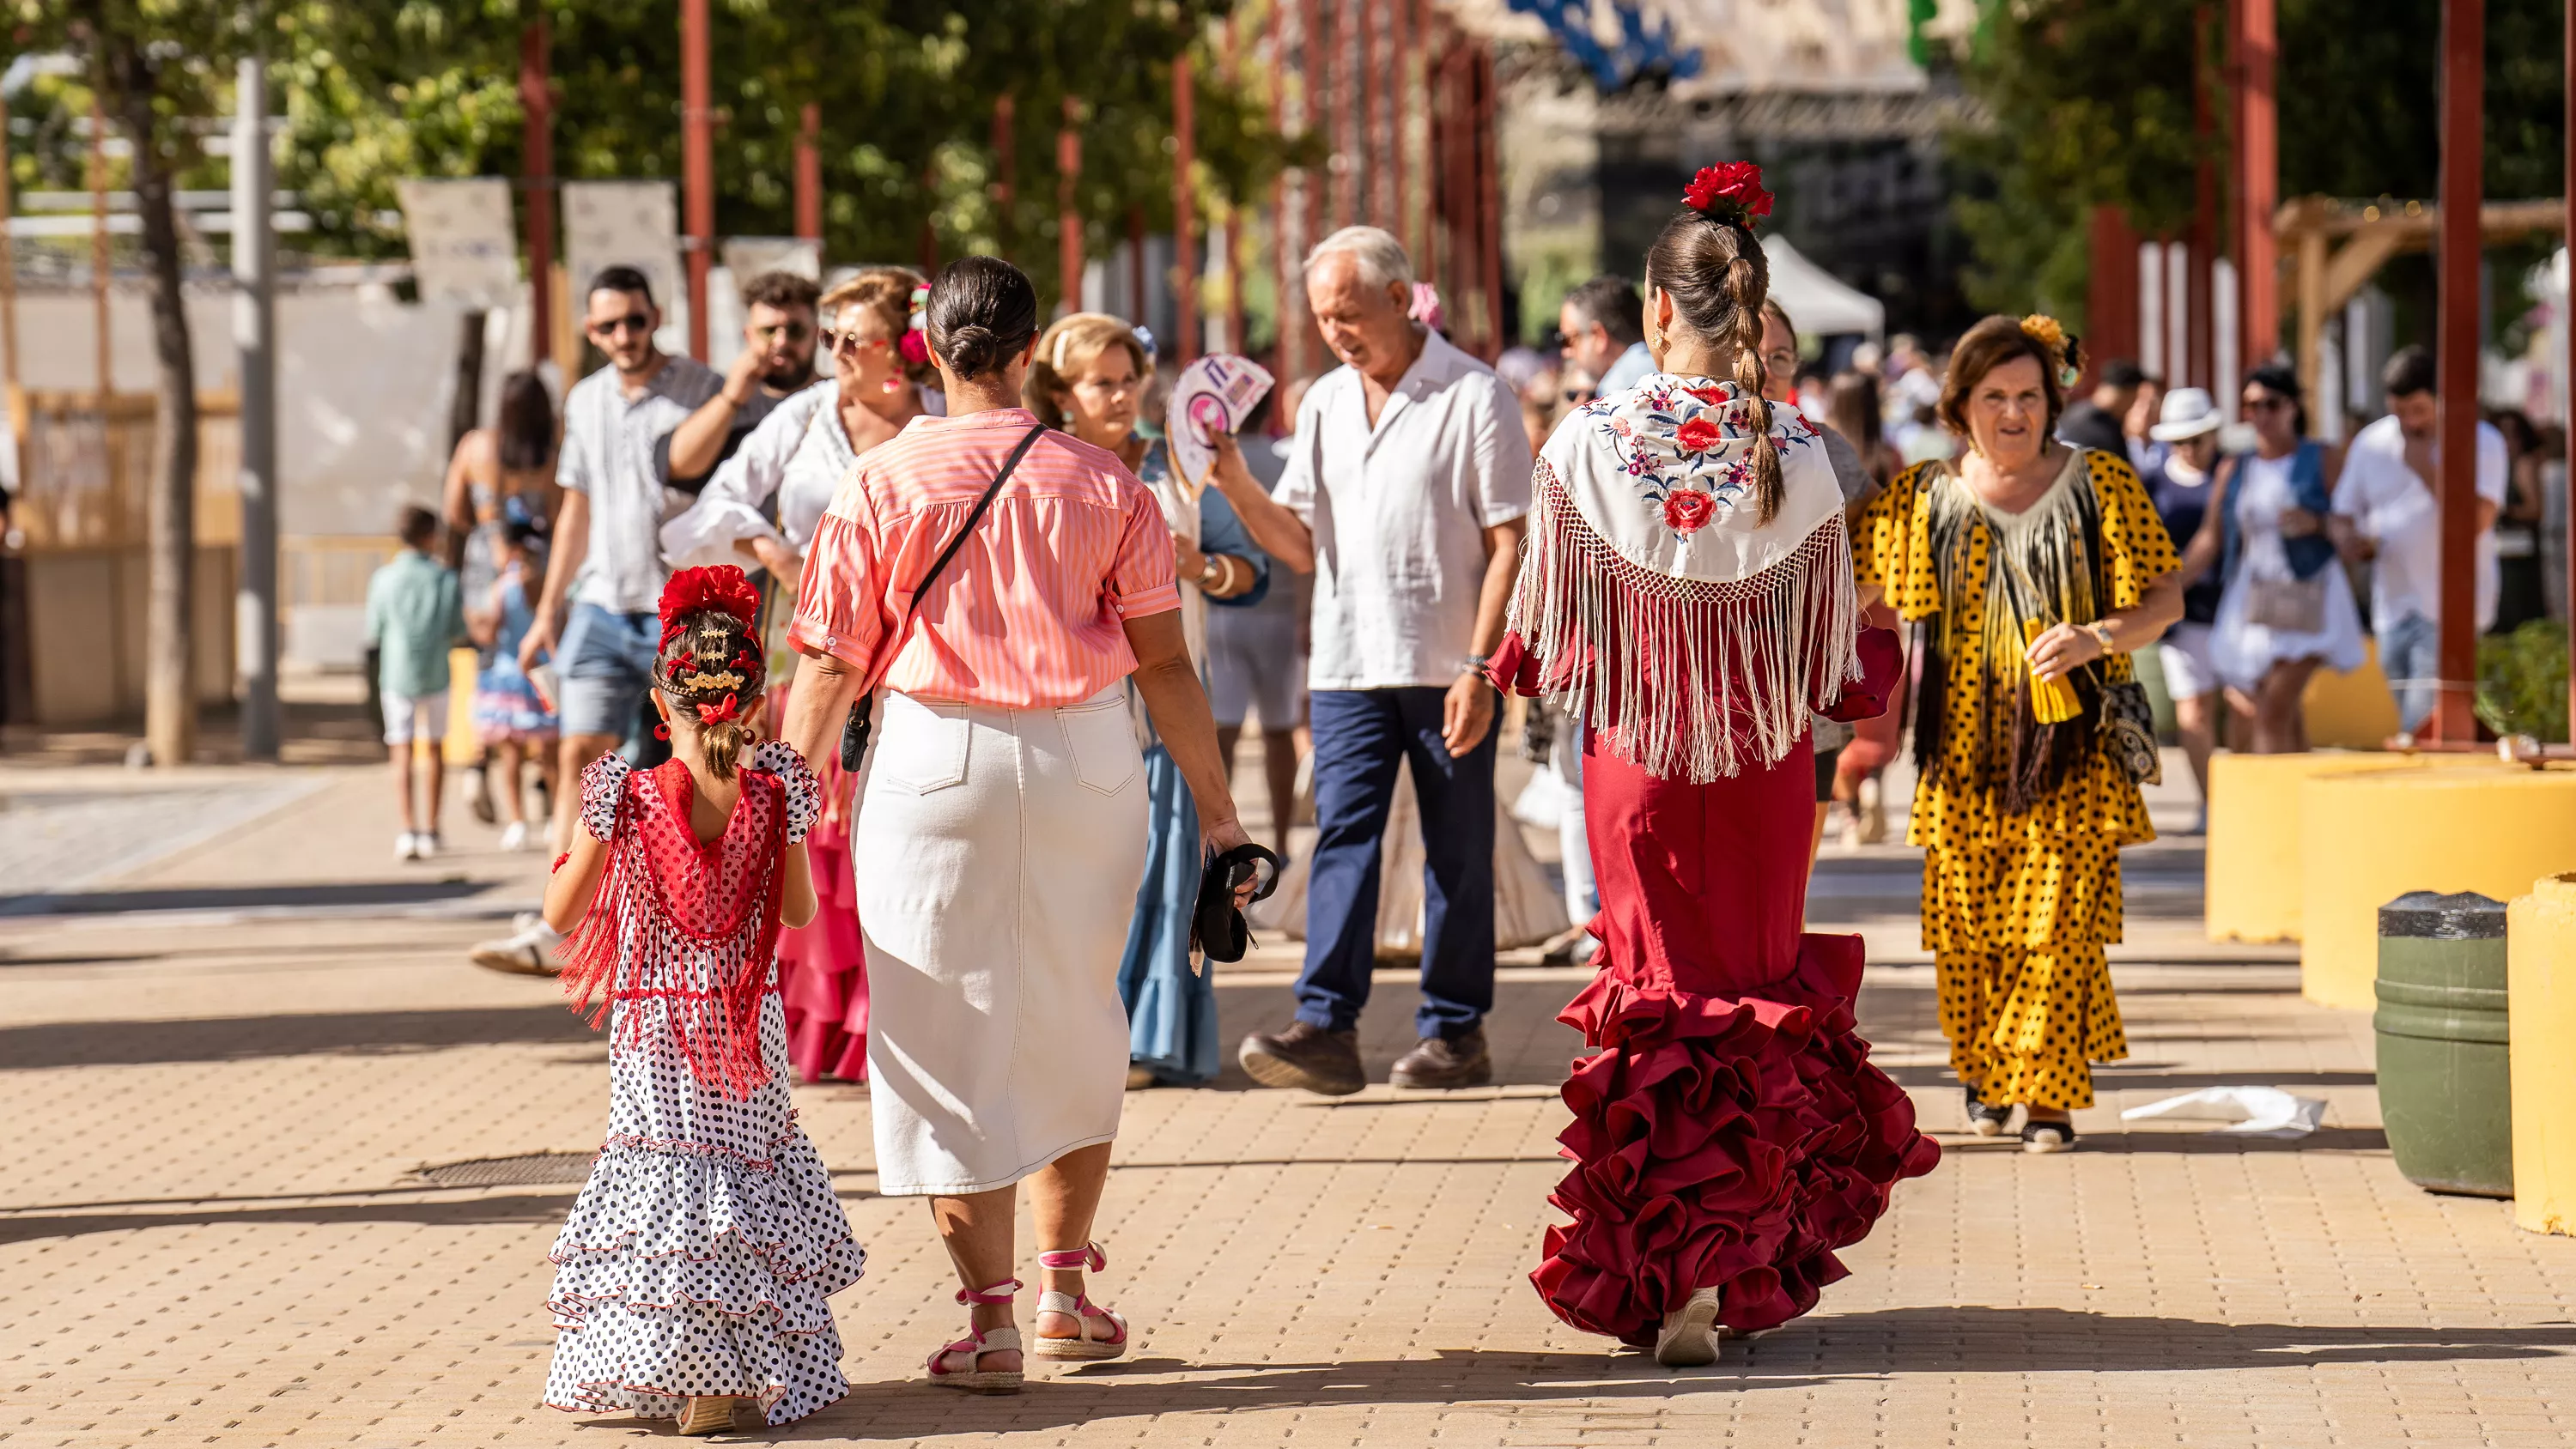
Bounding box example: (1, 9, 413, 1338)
(1662, 488, 1718, 536)
(1681, 162, 1773, 227)
(658, 565, 762, 644)
(696, 692, 744, 726)
(1674, 415, 1725, 454)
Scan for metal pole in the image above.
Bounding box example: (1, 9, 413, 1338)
(1392, 0, 1410, 258)
(680, 0, 714, 361)
(0, 80, 21, 421)
(2190, 4, 2216, 394)
(1475, 43, 1503, 359)
(1058, 98, 1083, 318)
(2239, 0, 2279, 368)
(2433, 0, 2484, 743)
(233, 55, 278, 759)
(796, 103, 823, 243)
(1330, 0, 1354, 228)
(1174, 51, 1197, 365)
(91, 88, 112, 401)
(520, 20, 553, 365)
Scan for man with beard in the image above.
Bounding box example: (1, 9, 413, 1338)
(659, 270, 823, 492)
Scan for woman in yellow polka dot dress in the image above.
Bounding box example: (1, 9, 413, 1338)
(1852, 315, 2185, 1153)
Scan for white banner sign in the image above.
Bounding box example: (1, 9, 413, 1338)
(720, 236, 822, 284)
(562, 179, 684, 355)
(394, 178, 518, 310)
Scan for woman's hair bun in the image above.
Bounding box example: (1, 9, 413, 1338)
(926, 257, 1039, 380)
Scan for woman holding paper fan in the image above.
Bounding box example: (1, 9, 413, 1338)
(1492, 163, 1936, 1367)
(1027, 312, 1271, 1088)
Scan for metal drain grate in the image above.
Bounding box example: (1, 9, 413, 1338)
(411, 1152, 596, 1188)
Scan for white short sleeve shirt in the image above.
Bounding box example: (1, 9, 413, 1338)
(2330, 414, 2506, 632)
(1273, 329, 1534, 690)
(557, 355, 724, 614)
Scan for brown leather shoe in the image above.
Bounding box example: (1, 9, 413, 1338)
(1237, 1021, 1365, 1095)
(1389, 1026, 1492, 1089)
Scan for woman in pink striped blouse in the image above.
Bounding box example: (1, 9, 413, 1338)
(781, 256, 1253, 1393)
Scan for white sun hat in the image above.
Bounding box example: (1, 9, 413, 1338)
(2148, 386, 2224, 442)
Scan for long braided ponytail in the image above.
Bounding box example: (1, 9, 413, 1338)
(1646, 168, 1783, 524)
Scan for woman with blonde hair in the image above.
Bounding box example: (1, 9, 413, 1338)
(660, 264, 933, 1084)
(1850, 313, 2185, 1151)
(1028, 312, 1269, 1088)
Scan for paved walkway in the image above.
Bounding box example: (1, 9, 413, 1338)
(4, 748, 2573, 1448)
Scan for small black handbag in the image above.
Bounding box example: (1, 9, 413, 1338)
(1192, 842, 1285, 966)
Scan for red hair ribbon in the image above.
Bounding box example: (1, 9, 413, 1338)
(729, 649, 762, 671)
(696, 692, 744, 726)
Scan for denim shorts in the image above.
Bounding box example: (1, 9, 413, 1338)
(556, 602, 661, 739)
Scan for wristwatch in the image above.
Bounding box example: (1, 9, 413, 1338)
(2086, 621, 2117, 653)
(1196, 555, 1226, 591)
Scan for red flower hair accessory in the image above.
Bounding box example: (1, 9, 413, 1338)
(658, 565, 762, 648)
(1682, 162, 1773, 230)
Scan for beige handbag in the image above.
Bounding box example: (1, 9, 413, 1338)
(2246, 576, 2328, 634)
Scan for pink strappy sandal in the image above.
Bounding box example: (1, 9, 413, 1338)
(1030, 1242, 1130, 1362)
(926, 1279, 1024, 1394)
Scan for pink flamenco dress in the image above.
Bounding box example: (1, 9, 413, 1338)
(772, 752, 870, 1083)
(542, 742, 866, 1427)
(1490, 373, 1937, 1349)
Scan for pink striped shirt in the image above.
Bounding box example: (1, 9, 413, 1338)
(787, 408, 1181, 708)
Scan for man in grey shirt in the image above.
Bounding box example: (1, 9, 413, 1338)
(519, 264, 723, 841)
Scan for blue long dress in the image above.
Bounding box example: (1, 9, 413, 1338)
(1119, 440, 1270, 1084)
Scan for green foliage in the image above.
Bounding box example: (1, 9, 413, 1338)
(1948, 0, 2570, 332)
(2476, 618, 2570, 743)
(13, 0, 1293, 313)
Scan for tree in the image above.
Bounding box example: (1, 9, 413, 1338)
(1947, 0, 2567, 332)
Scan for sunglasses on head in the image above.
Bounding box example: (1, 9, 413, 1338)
(592, 312, 653, 336)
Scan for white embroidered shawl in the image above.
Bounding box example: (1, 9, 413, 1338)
(1503, 373, 1858, 782)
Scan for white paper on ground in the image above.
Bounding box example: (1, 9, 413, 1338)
(2117, 1086, 2328, 1138)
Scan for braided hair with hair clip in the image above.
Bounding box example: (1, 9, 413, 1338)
(653, 608, 767, 782)
(1647, 165, 1783, 524)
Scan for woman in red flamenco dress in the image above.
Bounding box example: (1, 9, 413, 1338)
(1490, 164, 1938, 1367)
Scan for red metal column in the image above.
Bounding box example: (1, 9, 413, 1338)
(1302, 0, 1327, 345)
(681, 0, 714, 361)
(1059, 98, 1083, 317)
(2239, 0, 2279, 367)
(1174, 51, 1198, 364)
(2087, 206, 2140, 379)
(795, 104, 823, 244)
(1269, 0, 1294, 379)
(1474, 43, 1503, 359)
(1392, 0, 1411, 256)
(1413, 0, 1437, 270)
(2432, 0, 2485, 742)
(1330, 0, 1355, 228)
(519, 21, 554, 364)
(2190, 3, 2217, 392)
(1127, 207, 1146, 324)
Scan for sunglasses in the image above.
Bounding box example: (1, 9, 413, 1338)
(823, 330, 890, 354)
(590, 312, 653, 336)
(750, 319, 813, 343)
(2246, 394, 2292, 411)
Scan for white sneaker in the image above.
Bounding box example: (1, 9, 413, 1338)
(470, 918, 564, 976)
(396, 833, 421, 862)
(498, 821, 531, 852)
(414, 833, 440, 861)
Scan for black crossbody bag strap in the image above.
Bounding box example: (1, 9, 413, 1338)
(838, 424, 1048, 770)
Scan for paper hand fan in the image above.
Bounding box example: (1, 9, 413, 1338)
(1166, 354, 1275, 496)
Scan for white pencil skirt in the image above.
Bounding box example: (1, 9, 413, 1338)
(852, 685, 1151, 1196)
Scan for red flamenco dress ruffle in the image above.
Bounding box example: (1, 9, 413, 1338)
(774, 756, 868, 1084)
(1529, 729, 1938, 1346)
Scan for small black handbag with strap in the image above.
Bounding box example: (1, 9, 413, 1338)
(837, 424, 1048, 771)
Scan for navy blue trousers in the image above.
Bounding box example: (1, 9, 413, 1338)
(1294, 687, 1497, 1039)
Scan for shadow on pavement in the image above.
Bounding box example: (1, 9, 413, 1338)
(0, 1190, 578, 1246)
(0, 1003, 592, 1069)
(0, 879, 496, 919)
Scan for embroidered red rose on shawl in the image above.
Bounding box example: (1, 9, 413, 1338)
(1674, 415, 1724, 454)
(1681, 162, 1773, 227)
(1681, 383, 1728, 406)
(1662, 489, 1717, 535)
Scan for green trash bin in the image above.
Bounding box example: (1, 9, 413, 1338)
(2373, 891, 2512, 1197)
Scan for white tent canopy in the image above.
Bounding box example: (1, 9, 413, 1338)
(1762, 234, 1884, 341)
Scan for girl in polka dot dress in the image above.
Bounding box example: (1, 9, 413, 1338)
(538, 566, 866, 1434)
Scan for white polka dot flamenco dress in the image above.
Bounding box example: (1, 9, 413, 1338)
(543, 743, 866, 1426)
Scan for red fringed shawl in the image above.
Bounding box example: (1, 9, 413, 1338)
(561, 758, 790, 1099)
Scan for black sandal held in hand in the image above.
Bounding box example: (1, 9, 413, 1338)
(1192, 843, 1283, 964)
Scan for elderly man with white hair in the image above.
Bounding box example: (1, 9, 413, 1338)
(1206, 226, 1534, 1094)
